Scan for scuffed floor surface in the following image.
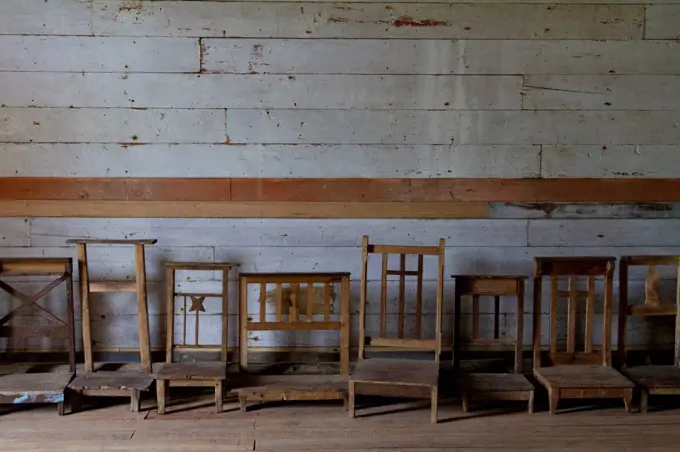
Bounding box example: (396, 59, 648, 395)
(0, 393, 679, 451)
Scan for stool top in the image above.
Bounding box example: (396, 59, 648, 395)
(451, 274, 527, 280)
(67, 239, 157, 245)
(164, 261, 236, 270)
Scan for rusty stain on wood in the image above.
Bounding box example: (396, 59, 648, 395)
(392, 16, 450, 27)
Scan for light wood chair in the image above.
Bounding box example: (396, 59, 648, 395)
(156, 262, 234, 414)
(453, 275, 534, 413)
(349, 236, 444, 424)
(234, 272, 351, 411)
(532, 257, 634, 414)
(618, 255, 680, 412)
(67, 239, 157, 412)
(0, 258, 76, 415)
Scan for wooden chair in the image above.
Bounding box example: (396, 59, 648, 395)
(618, 255, 680, 413)
(234, 272, 350, 411)
(453, 275, 534, 413)
(67, 239, 157, 412)
(156, 262, 234, 414)
(532, 257, 634, 414)
(349, 236, 444, 424)
(0, 258, 76, 415)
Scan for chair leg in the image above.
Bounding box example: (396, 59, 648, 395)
(548, 388, 559, 415)
(461, 391, 469, 413)
(528, 390, 535, 414)
(430, 386, 438, 424)
(156, 379, 167, 415)
(348, 381, 356, 419)
(70, 390, 82, 414)
(239, 396, 248, 413)
(638, 390, 647, 414)
(343, 394, 349, 411)
(58, 401, 65, 416)
(215, 381, 224, 413)
(131, 389, 142, 413)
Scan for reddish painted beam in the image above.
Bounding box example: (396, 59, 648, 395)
(0, 178, 678, 203)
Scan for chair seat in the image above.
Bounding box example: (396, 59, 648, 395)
(155, 362, 227, 381)
(69, 372, 154, 392)
(534, 365, 634, 390)
(461, 373, 534, 393)
(0, 372, 73, 404)
(623, 365, 680, 390)
(351, 358, 439, 387)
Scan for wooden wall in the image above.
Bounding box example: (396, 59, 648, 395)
(1, 0, 679, 354)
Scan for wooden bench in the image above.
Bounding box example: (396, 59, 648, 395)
(453, 275, 534, 413)
(0, 258, 76, 415)
(156, 262, 234, 414)
(618, 255, 680, 412)
(532, 257, 634, 414)
(234, 272, 350, 411)
(67, 239, 156, 412)
(349, 236, 445, 424)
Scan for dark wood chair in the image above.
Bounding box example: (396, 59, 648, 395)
(532, 257, 634, 414)
(618, 255, 680, 412)
(349, 236, 445, 423)
(234, 272, 351, 411)
(453, 275, 534, 413)
(156, 262, 234, 414)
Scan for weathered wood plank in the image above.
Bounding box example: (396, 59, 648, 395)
(93, 2, 643, 39)
(542, 145, 680, 178)
(645, 5, 680, 40)
(4, 178, 680, 203)
(0, 36, 199, 73)
(529, 219, 680, 247)
(0, 144, 539, 178)
(29, 218, 527, 248)
(490, 202, 680, 219)
(0, 0, 91, 36)
(0, 219, 30, 247)
(203, 39, 680, 75)
(226, 110, 680, 145)
(0, 73, 522, 110)
(523, 76, 680, 111)
(0, 201, 488, 220)
(0, 108, 226, 144)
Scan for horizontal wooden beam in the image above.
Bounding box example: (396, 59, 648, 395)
(0, 200, 487, 219)
(1, 178, 680, 204)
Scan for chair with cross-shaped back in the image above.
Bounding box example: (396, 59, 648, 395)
(618, 255, 680, 412)
(348, 236, 445, 423)
(532, 257, 634, 414)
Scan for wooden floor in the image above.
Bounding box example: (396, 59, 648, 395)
(0, 392, 680, 451)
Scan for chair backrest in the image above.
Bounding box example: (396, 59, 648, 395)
(358, 235, 445, 362)
(532, 257, 616, 369)
(618, 255, 680, 368)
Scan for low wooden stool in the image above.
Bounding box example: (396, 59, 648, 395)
(618, 255, 680, 413)
(453, 275, 534, 413)
(532, 257, 634, 414)
(0, 258, 76, 415)
(67, 239, 157, 412)
(234, 272, 350, 411)
(156, 262, 234, 414)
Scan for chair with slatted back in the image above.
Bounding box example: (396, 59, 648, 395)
(348, 236, 445, 424)
(532, 257, 634, 414)
(618, 255, 680, 413)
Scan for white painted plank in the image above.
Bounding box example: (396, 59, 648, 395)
(227, 110, 680, 145)
(523, 76, 680, 111)
(0, 143, 540, 178)
(0, 219, 30, 247)
(203, 39, 680, 75)
(645, 5, 680, 39)
(0, 73, 522, 110)
(29, 218, 529, 248)
(0, 36, 199, 73)
(0, 108, 226, 144)
(93, 1, 643, 39)
(0, 0, 91, 36)
(528, 219, 680, 247)
(490, 202, 680, 220)
(542, 145, 680, 178)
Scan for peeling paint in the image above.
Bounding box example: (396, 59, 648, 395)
(393, 16, 450, 28)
